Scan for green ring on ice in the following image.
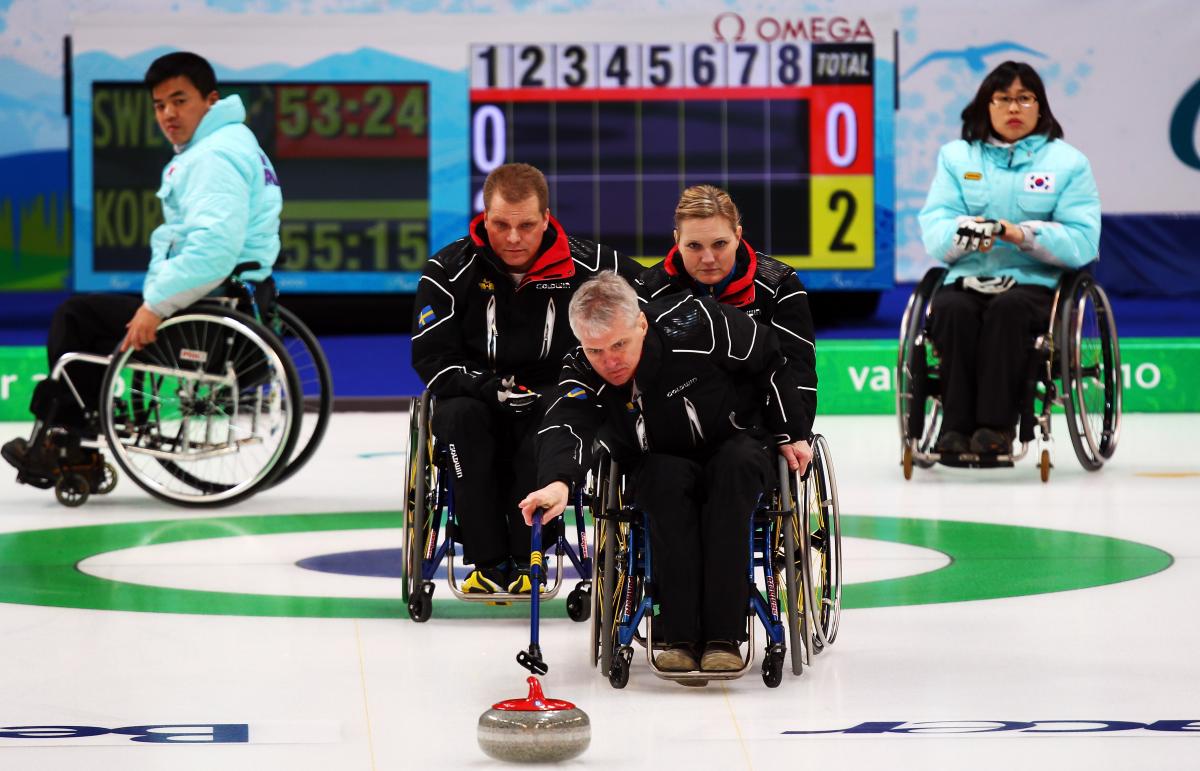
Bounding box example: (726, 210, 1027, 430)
(0, 512, 1172, 618)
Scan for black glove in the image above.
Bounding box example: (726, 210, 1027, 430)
(954, 219, 1004, 253)
(481, 374, 540, 415)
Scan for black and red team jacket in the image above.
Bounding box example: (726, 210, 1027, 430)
(412, 214, 642, 397)
(535, 292, 812, 489)
(635, 239, 818, 436)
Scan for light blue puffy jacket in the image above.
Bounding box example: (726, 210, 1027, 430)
(918, 133, 1100, 288)
(145, 95, 282, 316)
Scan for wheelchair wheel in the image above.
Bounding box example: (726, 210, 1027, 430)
(1058, 273, 1121, 470)
(55, 472, 90, 507)
(100, 309, 301, 507)
(609, 648, 631, 689)
(777, 456, 806, 672)
(589, 453, 621, 675)
(566, 585, 590, 623)
(762, 649, 785, 688)
(95, 462, 118, 495)
(402, 392, 437, 621)
(896, 268, 946, 474)
(268, 305, 333, 485)
(802, 434, 843, 651)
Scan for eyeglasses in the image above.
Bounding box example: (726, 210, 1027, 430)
(991, 94, 1038, 109)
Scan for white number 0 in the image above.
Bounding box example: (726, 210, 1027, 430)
(472, 105, 506, 173)
(825, 102, 857, 168)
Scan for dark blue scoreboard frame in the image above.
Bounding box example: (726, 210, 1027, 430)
(469, 40, 895, 291)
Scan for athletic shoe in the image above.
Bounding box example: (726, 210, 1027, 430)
(655, 643, 699, 672)
(969, 426, 1015, 454)
(934, 430, 970, 454)
(506, 568, 546, 594)
(700, 641, 743, 671)
(462, 564, 508, 594)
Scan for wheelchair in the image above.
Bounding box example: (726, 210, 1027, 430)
(15, 269, 332, 508)
(587, 435, 842, 689)
(401, 390, 594, 623)
(897, 267, 1121, 482)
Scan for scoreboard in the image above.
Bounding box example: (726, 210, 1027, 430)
(470, 41, 878, 269)
(89, 81, 429, 291)
(71, 15, 893, 293)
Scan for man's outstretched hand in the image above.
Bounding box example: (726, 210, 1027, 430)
(518, 481, 570, 525)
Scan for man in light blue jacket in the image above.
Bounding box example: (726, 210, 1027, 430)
(917, 61, 1100, 456)
(3, 52, 282, 483)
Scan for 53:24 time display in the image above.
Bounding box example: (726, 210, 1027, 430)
(276, 85, 427, 140)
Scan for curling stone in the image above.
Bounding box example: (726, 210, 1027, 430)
(477, 676, 590, 763)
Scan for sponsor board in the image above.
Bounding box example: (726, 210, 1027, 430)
(2, 338, 1198, 420)
(814, 338, 1200, 414)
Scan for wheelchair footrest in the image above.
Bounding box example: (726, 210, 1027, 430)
(937, 452, 1015, 469)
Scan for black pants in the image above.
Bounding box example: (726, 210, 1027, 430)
(34, 294, 142, 424)
(632, 432, 773, 645)
(928, 284, 1053, 434)
(430, 396, 548, 567)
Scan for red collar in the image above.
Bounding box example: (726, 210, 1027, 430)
(664, 238, 756, 307)
(470, 213, 575, 287)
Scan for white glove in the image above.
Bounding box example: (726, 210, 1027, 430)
(954, 219, 1004, 253)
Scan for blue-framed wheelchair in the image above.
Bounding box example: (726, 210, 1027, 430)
(587, 435, 842, 689)
(401, 390, 594, 623)
(897, 267, 1121, 482)
(16, 270, 332, 508)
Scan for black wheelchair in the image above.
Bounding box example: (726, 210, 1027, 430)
(588, 435, 842, 689)
(897, 267, 1121, 482)
(401, 390, 594, 623)
(16, 270, 332, 507)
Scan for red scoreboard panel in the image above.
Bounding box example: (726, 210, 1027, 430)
(469, 41, 876, 270)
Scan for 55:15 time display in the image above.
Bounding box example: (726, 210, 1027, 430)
(278, 219, 428, 272)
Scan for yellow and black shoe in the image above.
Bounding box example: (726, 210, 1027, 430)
(506, 568, 546, 594)
(462, 565, 507, 594)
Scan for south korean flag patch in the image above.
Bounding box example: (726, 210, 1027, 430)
(1024, 172, 1055, 193)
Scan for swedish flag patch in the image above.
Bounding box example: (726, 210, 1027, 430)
(418, 305, 436, 329)
(567, 387, 588, 400)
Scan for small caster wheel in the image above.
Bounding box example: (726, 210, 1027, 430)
(407, 583, 433, 622)
(55, 473, 90, 508)
(1039, 449, 1052, 483)
(762, 652, 784, 688)
(902, 444, 913, 480)
(95, 462, 118, 495)
(566, 586, 591, 622)
(608, 650, 630, 689)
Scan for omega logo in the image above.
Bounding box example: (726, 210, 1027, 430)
(713, 12, 875, 44)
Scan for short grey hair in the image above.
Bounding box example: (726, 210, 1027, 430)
(569, 272, 641, 340)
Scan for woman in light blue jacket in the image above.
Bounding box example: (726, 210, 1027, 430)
(917, 61, 1100, 455)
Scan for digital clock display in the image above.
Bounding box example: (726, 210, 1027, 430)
(90, 81, 429, 292)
